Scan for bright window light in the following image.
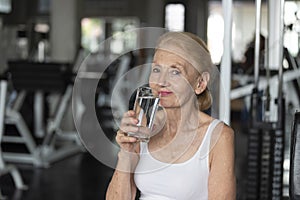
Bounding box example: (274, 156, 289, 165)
(0, 0, 11, 13)
(165, 4, 185, 32)
(81, 18, 138, 53)
(284, 2, 300, 56)
(207, 14, 224, 64)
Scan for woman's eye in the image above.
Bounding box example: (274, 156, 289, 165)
(171, 69, 181, 75)
(152, 67, 160, 73)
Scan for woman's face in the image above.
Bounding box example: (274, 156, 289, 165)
(149, 49, 201, 108)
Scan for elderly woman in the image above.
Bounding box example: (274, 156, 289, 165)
(106, 32, 236, 200)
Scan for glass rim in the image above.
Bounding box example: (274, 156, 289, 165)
(137, 86, 158, 97)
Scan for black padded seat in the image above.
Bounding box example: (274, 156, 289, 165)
(7, 60, 72, 93)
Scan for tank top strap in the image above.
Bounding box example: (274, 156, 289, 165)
(139, 141, 148, 154)
(198, 119, 221, 159)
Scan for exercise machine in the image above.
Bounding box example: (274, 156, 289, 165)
(1, 61, 83, 167)
(0, 74, 27, 198)
(245, 0, 287, 199)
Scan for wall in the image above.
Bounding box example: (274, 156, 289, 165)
(50, 0, 82, 62)
(185, 0, 208, 41)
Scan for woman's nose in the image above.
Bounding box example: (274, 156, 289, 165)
(157, 72, 168, 86)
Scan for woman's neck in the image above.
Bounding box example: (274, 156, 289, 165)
(163, 102, 200, 138)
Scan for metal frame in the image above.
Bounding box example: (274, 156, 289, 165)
(220, 0, 233, 125)
(0, 79, 27, 198)
(2, 84, 83, 168)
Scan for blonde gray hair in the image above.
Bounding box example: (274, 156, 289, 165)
(155, 32, 214, 111)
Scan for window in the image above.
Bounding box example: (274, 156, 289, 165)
(81, 18, 105, 53)
(81, 17, 139, 54)
(284, 1, 300, 57)
(165, 3, 185, 32)
(0, 0, 11, 13)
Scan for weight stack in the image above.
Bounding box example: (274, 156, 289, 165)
(246, 127, 285, 199)
(246, 128, 262, 199)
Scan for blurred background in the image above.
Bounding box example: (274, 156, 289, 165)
(0, 0, 300, 199)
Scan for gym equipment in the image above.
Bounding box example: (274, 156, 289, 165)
(1, 60, 83, 167)
(0, 75, 27, 198)
(245, 0, 286, 199)
(289, 111, 300, 200)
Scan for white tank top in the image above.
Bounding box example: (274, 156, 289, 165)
(134, 119, 220, 200)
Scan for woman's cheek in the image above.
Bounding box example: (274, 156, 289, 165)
(149, 73, 158, 84)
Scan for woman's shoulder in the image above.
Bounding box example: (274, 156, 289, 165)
(216, 120, 234, 134)
(210, 120, 234, 153)
(200, 114, 234, 147)
(198, 113, 230, 130)
(199, 111, 234, 137)
(220, 121, 234, 139)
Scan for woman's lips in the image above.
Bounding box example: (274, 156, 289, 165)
(158, 91, 172, 97)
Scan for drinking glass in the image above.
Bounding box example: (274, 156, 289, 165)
(127, 86, 160, 142)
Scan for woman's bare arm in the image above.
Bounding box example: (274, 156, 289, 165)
(106, 150, 138, 200)
(208, 125, 236, 200)
(106, 111, 140, 200)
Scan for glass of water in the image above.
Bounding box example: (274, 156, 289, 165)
(127, 86, 160, 142)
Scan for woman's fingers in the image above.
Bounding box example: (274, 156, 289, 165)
(119, 134, 137, 143)
(119, 111, 139, 133)
(120, 111, 138, 125)
(120, 126, 139, 134)
(115, 111, 140, 151)
(116, 130, 137, 144)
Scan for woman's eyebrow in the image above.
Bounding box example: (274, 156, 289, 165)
(152, 61, 186, 71)
(172, 62, 186, 72)
(152, 63, 161, 68)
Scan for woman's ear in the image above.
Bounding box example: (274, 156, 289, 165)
(195, 72, 209, 95)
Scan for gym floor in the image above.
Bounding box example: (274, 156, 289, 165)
(1, 152, 114, 200)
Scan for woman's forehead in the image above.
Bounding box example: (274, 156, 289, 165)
(153, 49, 199, 74)
(154, 50, 188, 65)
